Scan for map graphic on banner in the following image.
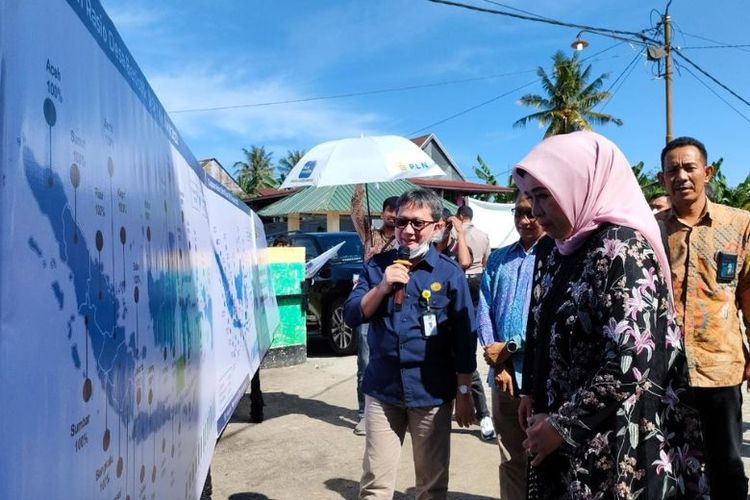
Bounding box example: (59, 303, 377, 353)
(0, 1, 278, 498)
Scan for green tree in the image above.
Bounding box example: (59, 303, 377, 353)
(276, 149, 306, 184)
(472, 155, 515, 203)
(708, 158, 750, 209)
(632, 161, 664, 201)
(514, 51, 623, 137)
(233, 146, 277, 197)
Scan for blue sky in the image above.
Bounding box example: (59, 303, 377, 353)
(100, 0, 750, 186)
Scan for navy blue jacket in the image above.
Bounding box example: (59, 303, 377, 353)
(344, 246, 477, 407)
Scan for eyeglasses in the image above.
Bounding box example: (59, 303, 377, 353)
(512, 208, 536, 221)
(395, 217, 438, 230)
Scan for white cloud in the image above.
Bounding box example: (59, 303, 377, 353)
(106, 4, 164, 30)
(146, 68, 386, 166)
(155, 70, 382, 138)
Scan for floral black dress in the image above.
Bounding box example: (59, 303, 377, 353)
(523, 225, 708, 499)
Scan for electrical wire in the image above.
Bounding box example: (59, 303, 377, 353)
(599, 49, 644, 112)
(581, 40, 627, 62)
(678, 31, 750, 54)
(679, 44, 750, 50)
(478, 0, 557, 22)
(406, 79, 540, 136)
(427, 0, 660, 45)
(167, 69, 538, 114)
(674, 60, 750, 124)
(404, 53, 627, 137)
(672, 49, 750, 107)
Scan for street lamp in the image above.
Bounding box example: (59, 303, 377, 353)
(569, 15, 674, 144)
(570, 33, 589, 51)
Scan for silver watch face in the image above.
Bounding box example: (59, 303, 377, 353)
(458, 384, 469, 394)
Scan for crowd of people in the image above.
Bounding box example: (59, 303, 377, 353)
(344, 132, 750, 499)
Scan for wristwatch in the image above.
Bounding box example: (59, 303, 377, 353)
(506, 340, 519, 353)
(457, 384, 470, 395)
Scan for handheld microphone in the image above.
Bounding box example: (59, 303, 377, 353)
(393, 247, 411, 311)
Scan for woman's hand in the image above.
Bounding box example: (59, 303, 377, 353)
(518, 395, 534, 430)
(522, 413, 564, 466)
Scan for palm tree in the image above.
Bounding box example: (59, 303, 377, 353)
(514, 51, 623, 137)
(276, 149, 306, 184)
(233, 146, 277, 197)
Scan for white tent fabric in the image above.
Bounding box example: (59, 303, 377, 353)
(466, 197, 518, 249)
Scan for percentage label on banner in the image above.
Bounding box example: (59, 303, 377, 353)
(47, 80, 63, 103)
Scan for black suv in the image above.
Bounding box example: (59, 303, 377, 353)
(269, 231, 363, 355)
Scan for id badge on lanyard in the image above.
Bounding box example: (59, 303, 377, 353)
(421, 311, 438, 337)
(419, 289, 438, 337)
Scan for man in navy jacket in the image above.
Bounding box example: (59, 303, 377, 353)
(345, 188, 477, 500)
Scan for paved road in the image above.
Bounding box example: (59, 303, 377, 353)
(210, 338, 750, 499)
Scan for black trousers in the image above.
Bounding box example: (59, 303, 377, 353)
(466, 274, 482, 308)
(691, 384, 748, 500)
(471, 369, 490, 420)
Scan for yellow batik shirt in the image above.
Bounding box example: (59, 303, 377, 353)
(658, 200, 750, 387)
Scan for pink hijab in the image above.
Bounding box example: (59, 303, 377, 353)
(511, 131, 672, 291)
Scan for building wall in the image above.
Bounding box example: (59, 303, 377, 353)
(201, 159, 246, 198)
(423, 142, 463, 181)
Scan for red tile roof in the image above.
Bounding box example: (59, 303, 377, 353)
(411, 177, 512, 193)
(410, 134, 431, 147)
(252, 187, 302, 201)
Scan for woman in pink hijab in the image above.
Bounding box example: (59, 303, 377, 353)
(512, 132, 706, 499)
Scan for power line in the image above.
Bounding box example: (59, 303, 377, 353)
(405, 53, 622, 136)
(680, 44, 750, 50)
(678, 30, 750, 54)
(407, 79, 540, 136)
(427, 0, 660, 45)
(600, 49, 644, 112)
(478, 0, 557, 22)
(581, 40, 628, 62)
(167, 69, 537, 114)
(672, 49, 750, 107)
(674, 60, 750, 124)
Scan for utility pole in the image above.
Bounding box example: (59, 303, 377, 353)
(664, 13, 673, 144)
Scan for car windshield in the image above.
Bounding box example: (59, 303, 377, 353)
(316, 234, 363, 262)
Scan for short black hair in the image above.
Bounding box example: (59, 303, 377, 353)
(272, 235, 291, 247)
(456, 205, 473, 220)
(441, 208, 452, 220)
(661, 136, 708, 167)
(382, 196, 399, 212)
(397, 188, 444, 222)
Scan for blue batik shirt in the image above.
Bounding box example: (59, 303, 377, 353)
(343, 246, 477, 408)
(476, 240, 538, 390)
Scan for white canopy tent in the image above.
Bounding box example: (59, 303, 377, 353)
(465, 197, 518, 249)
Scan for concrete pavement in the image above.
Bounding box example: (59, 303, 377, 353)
(209, 338, 750, 499)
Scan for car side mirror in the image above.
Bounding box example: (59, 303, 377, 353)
(317, 263, 332, 279)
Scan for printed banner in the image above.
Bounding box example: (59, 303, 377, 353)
(0, 1, 278, 498)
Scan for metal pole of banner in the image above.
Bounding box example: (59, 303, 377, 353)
(364, 183, 374, 251)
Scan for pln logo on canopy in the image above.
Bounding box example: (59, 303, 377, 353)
(396, 161, 431, 172)
(299, 160, 317, 179)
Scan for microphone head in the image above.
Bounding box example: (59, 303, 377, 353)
(397, 246, 411, 261)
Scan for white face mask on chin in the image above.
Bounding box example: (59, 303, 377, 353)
(396, 241, 431, 260)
